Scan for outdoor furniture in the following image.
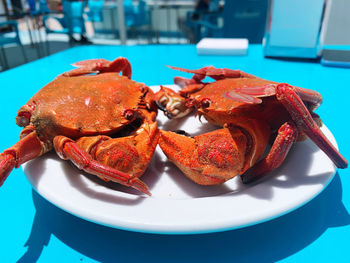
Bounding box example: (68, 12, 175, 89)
(42, 0, 86, 50)
(86, 0, 105, 35)
(0, 20, 27, 70)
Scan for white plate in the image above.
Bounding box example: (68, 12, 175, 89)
(23, 85, 338, 234)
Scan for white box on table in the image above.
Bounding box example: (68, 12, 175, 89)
(196, 38, 248, 56)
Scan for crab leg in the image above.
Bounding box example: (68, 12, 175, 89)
(0, 154, 15, 186)
(293, 86, 323, 111)
(276, 84, 348, 169)
(53, 136, 151, 196)
(168, 66, 257, 89)
(107, 57, 132, 78)
(241, 122, 298, 184)
(168, 66, 257, 80)
(63, 57, 132, 79)
(0, 129, 47, 186)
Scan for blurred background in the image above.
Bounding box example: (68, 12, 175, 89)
(0, 0, 267, 70)
(0, 0, 349, 71)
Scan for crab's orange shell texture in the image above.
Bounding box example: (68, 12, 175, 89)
(28, 73, 150, 139)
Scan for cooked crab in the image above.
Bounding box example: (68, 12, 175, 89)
(0, 57, 160, 195)
(154, 66, 348, 185)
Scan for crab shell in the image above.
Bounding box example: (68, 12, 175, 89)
(18, 72, 156, 141)
(184, 78, 289, 128)
(157, 78, 299, 135)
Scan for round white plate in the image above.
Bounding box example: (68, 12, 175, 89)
(23, 85, 338, 234)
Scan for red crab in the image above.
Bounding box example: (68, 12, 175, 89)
(0, 57, 160, 195)
(154, 66, 348, 185)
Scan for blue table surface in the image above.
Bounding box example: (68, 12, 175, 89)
(1, 45, 349, 263)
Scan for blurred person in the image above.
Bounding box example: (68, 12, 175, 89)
(178, 0, 221, 43)
(178, 0, 209, 43)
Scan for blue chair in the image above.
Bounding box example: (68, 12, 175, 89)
(184, 0, 222, 43)
(85, 0, 105, 36)
(27, 0, 51, 15)
(26, 0, 51, 55)
(39, 0, 51, 14)
(185, 11, 222, 43)
(62, 0, 86, 35)
(43, 0, 86, 45)
(124, 0, 147, 27)
(86, 0, 105, 22)
(0, 21, 27, 70)
(124, 0, 151, 40)
(89, 0, 150, 40)
(27, 0, 37, 14)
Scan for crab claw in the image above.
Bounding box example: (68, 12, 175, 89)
(159, 129, 233, 185)
(63, 57, 132, 78)
(159, 120, 269, 185)
(73, 119, 159, 195)
(154, 86, 192, 119)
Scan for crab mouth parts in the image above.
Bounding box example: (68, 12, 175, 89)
(156, 97, 191, 119)
(111, 117, 143, 138)
(155, 100, 168, 113)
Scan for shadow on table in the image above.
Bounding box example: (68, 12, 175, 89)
(18, 172, 349, 263)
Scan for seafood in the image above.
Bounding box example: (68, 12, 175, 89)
(155, 66, 348, 185)
(0, 58, 160, 195)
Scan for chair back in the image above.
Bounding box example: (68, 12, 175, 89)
(185, 2, 222, 42)
(62, 0, 86, 34)
(26, 0, 50, 14)
(39, 0, 51, 14)
(124, 0, 149, 27)
(0, 21, 22, 46)
(133, 0, 149, 26)
(0, 20, 27, 70)
(27, 0, 37, 14)
(86, 0, 105, 22)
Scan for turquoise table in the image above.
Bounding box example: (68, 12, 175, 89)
(1, 45, 349, 262)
